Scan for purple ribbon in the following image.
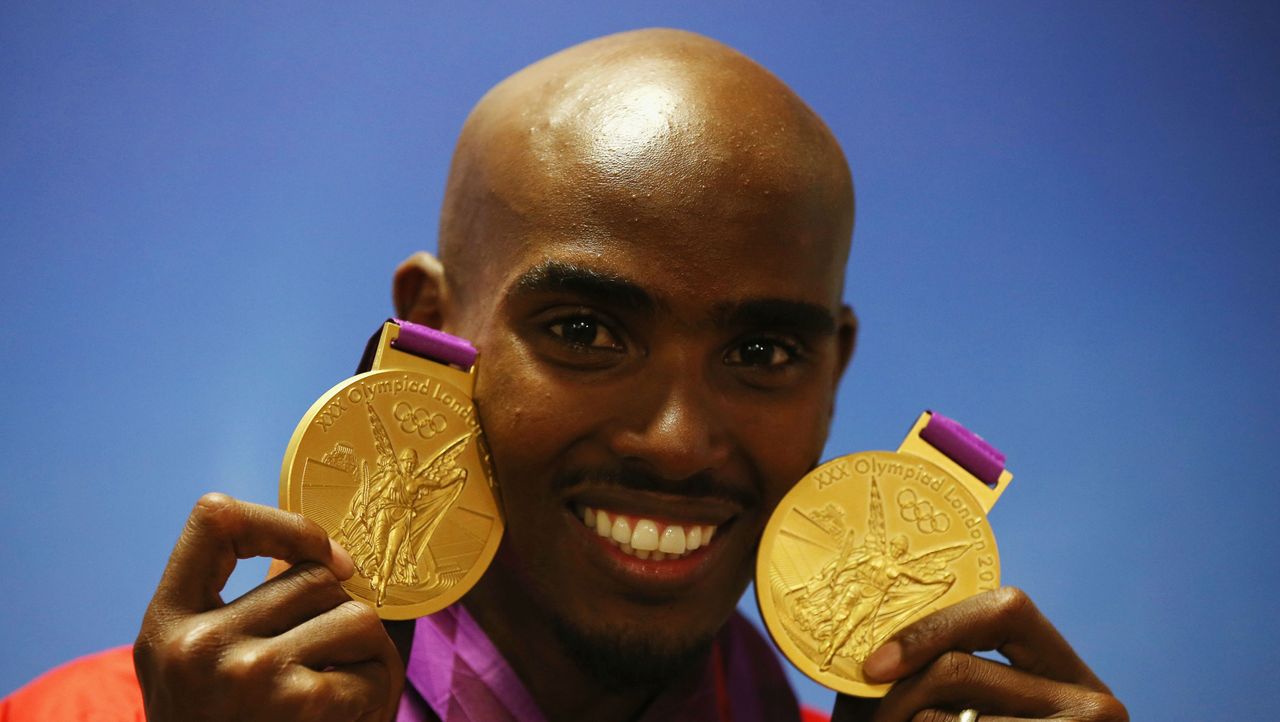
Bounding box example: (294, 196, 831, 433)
(919, 411, 1007, 488)
(391, 319, 478, 370)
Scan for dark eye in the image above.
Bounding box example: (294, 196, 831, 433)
(549, 317, 623, 350)
(725, 338, 797, 367)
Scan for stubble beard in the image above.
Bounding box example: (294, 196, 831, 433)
(546, 608, 718, 690)
(508, 465, 756, 689)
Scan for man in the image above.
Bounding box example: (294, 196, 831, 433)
(3, 29, 1126, 721)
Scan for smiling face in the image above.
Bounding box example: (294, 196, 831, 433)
(417, 29, 856, 684)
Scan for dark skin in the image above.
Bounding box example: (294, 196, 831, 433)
(134, 29, 1126, 722)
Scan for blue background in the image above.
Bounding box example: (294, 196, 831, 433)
(2, 2, 1277, 718)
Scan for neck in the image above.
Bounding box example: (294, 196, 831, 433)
(463, 571, 672, 722)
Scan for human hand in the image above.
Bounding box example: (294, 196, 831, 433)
(831, 587, 1127, 722)
(134, 493, 404, 722)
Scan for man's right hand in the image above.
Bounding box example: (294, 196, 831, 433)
(134, 493, 404, 722)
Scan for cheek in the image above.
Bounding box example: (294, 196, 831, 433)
(471, 342, 601, 500)
(735, 388, 832, 508)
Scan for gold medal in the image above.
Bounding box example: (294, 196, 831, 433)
(280, 320, 503, 620)
(756, 412, 1012, 697)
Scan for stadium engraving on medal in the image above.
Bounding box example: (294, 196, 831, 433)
(757, 450, 999, 697)
(281, 368, 502, 620)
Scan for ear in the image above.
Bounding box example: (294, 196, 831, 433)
(392, 251, 450, 329)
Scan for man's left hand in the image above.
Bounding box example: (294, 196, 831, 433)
(831, 587, 1128, 721)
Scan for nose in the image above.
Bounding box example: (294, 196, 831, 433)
(606, 361, 732, 482)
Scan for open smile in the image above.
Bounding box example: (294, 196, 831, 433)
(577, 505, 719, 560)
(561, 489, 746, 596)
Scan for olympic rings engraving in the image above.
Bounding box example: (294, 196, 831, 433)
(897, 489, 951, 534)
(394, 401, 448, 439)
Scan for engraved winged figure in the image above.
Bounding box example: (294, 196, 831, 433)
(789, 479, 970, 671)
(336, 403, 470, 607)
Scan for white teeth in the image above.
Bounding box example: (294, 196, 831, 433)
(631, 520, 659, 551)
(659, 525, 687, 554)
(581, 506, 719, 562)
(611, 516, 632, 544)
(686, 525, 702, 551)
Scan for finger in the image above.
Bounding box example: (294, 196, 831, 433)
(217, 562, 354, 637)
(831, 696, 1043, 722)
(275, 664, 396, 722)
(863, 587, 1106, 690)
(871, 652, 1075, 721)
(154, 493, 354, 614)
(906, 715, 1040, 722)
(275, 599, 401, 672)
(321, 661, 404, 722)
(905, 711, 1113, 722)
(277, 601, 404, 720)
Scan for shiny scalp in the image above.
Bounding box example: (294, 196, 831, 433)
(438, 28, 855, 303)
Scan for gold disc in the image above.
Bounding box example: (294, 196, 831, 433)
(756, 451, 1000, 697)
(281, 368, 503, 620)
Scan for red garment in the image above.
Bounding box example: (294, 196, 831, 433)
(1, 646, 143, 722)
(1, 645, 831, 722)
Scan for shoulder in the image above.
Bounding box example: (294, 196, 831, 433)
(1, 646, 144, 722)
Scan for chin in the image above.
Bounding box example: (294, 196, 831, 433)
(547, 610, 719, 688)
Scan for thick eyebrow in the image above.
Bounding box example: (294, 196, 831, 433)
(713, 298, 837, 337)
(509, 260, 656, 312)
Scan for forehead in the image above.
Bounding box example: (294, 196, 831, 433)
(482, 90, 848, 277)
(489, 213, 845, 318)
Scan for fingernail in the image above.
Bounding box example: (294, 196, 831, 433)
(329, 538, 356, 580)
(862, 641, 902, 681)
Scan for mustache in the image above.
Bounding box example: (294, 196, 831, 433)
(555, 465, 759, 508)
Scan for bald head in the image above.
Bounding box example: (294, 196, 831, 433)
(410, 32, 861, 693)
(438, 28, 854, 306)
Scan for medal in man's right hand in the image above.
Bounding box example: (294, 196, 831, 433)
(280, 320, 503, 620)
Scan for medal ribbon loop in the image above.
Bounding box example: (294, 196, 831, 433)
(918, 411, 1007, 488)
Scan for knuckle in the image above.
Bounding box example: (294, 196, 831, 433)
(134, 613, 161, 659)
(932, 651, 978, 686)
(910, 711, 950, 722)
(335, 600, 383, 636)
(280, 563, 349, 607)
(278, 669, 325, 709)
(331, 680, 380, 719)
(195, 492, 236, 516)
(132, 628, 160, 675)
(193, 492, 242, 537)
(991, 585, 1034, 622)
(293, 561, 340, 588)
(282, 510, 332, 558)
(162, 619, 224, 664)
(136, 618, 224, 688)
(295, 513, 328, 543)
(897, 612, 943, 651)
(1081, 691, 1130, 721)
(283, 670, 369, 721)
(222, 643, 279, 680)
